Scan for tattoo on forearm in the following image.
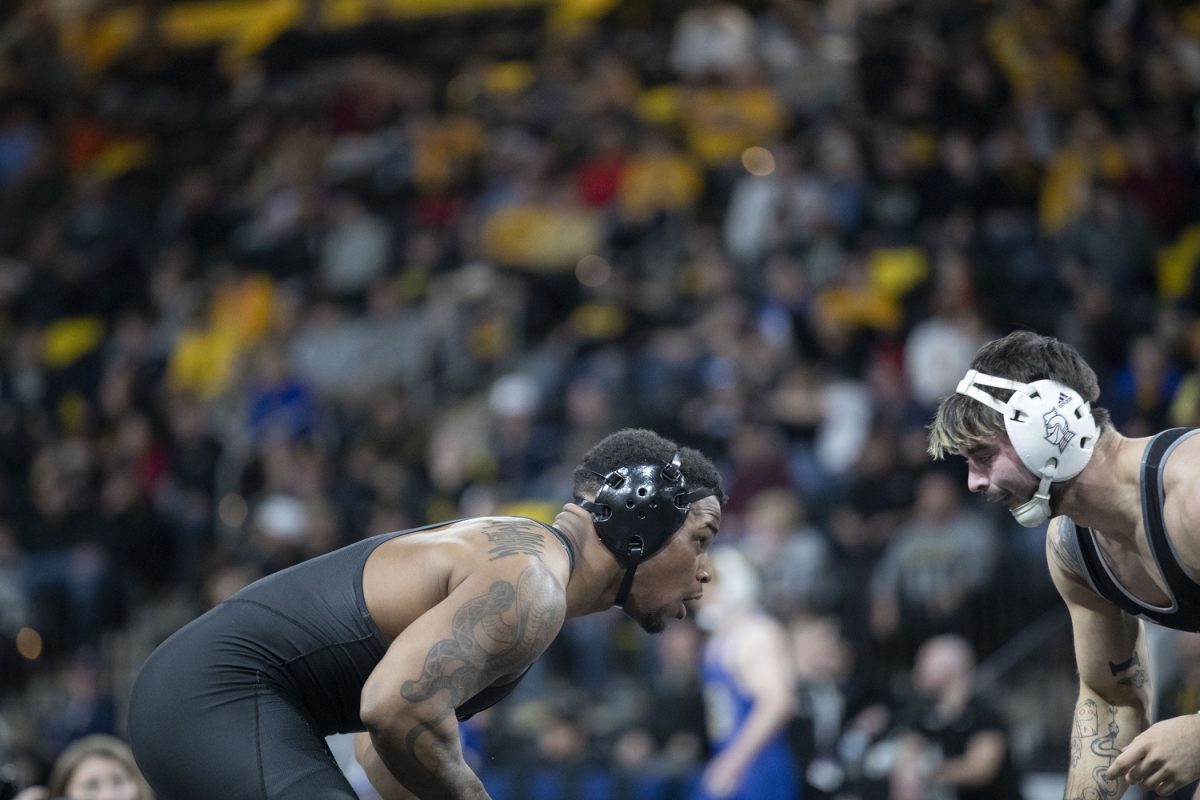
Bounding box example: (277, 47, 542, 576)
(1069, 700, 1094, 767)
(1066, 699, 1120, 800)
(399, 567, 561, 769)
(483, 520, 545, 561)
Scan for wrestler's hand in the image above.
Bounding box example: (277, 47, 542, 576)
(701, 750, 749, 799)
(12, 787, 49, 800)
(354, 732, 420, 800)
(1105, 714, 1200, 796)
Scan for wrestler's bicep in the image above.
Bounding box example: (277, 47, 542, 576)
(361, 562, 565, 728)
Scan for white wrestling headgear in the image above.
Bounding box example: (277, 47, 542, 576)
(956, 369, 1098, 527)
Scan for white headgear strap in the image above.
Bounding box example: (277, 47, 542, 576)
(956, 369, 1098, 527)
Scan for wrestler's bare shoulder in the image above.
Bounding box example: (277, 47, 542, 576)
(362, 518, 566, 639)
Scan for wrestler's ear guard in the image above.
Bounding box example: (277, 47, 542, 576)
(956, 369, 1097, 527)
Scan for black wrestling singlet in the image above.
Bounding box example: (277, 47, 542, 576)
(128, 518, 575, 800)
(1071, 427, 1200, 632)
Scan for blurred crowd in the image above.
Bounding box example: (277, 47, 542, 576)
(2, 0, 1200, 796)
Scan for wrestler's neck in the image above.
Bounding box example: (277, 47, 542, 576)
(1054, 427, 1146, 534)
(552, 502, 627, 617)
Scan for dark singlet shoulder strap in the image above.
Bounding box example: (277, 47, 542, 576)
(1141, 427, 1200, 613)
(359, 519, 464, 559)
(1074, 519, 1149, 617)
(385, 519, 463, 538)
(1074, 427, 1200, 628)
(537, 521, 576, 577)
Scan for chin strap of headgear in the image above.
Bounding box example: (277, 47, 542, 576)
(1010, 462, 1056, 528)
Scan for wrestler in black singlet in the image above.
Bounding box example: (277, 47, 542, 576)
(128, 519, 575, 800)
(1068, 428, 1200, 632)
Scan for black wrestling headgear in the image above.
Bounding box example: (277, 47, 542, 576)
(578, 453, 715, 607)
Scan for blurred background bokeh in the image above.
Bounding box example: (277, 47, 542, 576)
(1, 0, 1200, 797)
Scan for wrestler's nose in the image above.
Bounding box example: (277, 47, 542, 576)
(967, 463, 988, 494)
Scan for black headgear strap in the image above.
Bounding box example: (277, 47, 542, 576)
(577, 453, 715, 607)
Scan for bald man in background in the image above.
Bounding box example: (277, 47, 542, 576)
(891, 635, 1023, 800)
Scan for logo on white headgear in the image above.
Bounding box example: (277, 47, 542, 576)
(1042, 408, 1075, 453)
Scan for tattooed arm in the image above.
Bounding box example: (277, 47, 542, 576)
(359, 558, 566, 799)
(354, 732, 418, 800)
(1047, 519, 1150, 800)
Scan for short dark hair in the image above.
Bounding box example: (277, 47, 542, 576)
(928, 330, 1111, 459)
(573, 428, 726, 504)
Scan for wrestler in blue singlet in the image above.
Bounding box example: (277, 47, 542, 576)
(697, 616, 800, 800)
